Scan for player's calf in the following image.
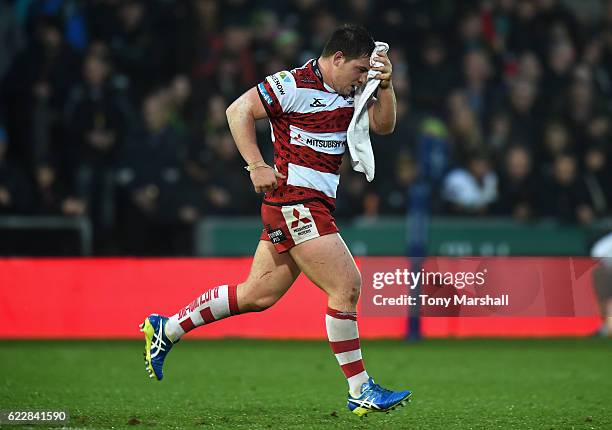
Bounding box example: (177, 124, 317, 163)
(237, 280, 285, 312)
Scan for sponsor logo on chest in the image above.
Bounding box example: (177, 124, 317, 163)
(289, 126, 346, 155)
(310, 98, 326, 108)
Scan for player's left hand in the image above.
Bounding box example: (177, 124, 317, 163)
(371, 52, 392, 89)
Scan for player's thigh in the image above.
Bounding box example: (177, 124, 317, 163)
(288, 233, 361, 298)
(238, 240, 301, 309)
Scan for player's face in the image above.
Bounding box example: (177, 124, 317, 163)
(334, 55, 371, 96)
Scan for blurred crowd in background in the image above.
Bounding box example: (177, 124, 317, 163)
(1, 0, 612, 254)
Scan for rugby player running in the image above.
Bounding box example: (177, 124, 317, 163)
(141, 24, 412, 416)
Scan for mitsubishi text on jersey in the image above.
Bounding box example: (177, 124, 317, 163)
(256, 59, 354, 211)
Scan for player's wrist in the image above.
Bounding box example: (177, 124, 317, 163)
(245, 161, 272, 172)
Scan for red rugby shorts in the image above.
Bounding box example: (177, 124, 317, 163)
(259, 200, 339, 253)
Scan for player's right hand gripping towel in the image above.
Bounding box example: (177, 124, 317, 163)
(346, 41, 389, 182)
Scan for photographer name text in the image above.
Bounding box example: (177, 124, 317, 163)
(372, 293, 509, 307)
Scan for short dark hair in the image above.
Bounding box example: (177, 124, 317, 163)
(321, 24, 375, 60)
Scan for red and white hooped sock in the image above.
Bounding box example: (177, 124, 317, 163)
(165, 284, 239, 342)
(326, 307, 369, 397)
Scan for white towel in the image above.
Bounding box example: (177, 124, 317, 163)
(346, 41, 389, 182)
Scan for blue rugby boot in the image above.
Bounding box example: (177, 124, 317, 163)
(347, 378, 412, 416)
(140, 314, 176, 380)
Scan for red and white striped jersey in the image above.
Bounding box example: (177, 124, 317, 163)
(256, 59, 354, 210)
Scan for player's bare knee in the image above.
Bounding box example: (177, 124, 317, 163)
(347, 279, 362, 307)
(331, 273, 361, 307)
(351, 271, 363, 303)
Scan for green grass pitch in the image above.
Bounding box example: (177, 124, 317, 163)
(1, 338, 611, 429)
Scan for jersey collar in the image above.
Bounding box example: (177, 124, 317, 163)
(311, 59, 336, 93)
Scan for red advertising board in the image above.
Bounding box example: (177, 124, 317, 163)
(0, 258, 601, 338)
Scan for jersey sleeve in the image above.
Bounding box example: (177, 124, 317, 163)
(256, 70, 297, 118)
